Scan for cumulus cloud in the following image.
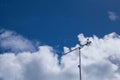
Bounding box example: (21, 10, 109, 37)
(108, 11, 119, 21)
(0, 31, 120, 80)
(0, 30, 36, 53)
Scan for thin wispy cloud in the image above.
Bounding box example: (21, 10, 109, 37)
(0, 30, 37, 53)
(1, 30, 120, 80)
(108, 11, 119, 21)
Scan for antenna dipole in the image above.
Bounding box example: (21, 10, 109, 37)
(64, 39, 91, 80)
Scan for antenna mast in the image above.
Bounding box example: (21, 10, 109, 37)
(64, 39, 91, 80)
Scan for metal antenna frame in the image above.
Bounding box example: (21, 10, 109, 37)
(64, 39, 91, 80)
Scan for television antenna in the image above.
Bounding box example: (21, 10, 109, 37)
(64, 39, 91, 80)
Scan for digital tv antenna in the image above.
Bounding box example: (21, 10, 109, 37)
(64, 39, 91, 80)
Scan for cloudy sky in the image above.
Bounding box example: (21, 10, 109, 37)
(1, 0, 120, 80)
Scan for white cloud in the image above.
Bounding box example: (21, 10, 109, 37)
(0, 31, 120, 80)
(108, 11, 119, 21)
(0, 30, 36, 53)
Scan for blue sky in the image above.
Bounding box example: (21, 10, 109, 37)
(0, 0, 120, 51)
(1, 1, 120, 80)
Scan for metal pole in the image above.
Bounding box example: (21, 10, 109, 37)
(64, 39, 91, 80)
(78, 47, 81, 80)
